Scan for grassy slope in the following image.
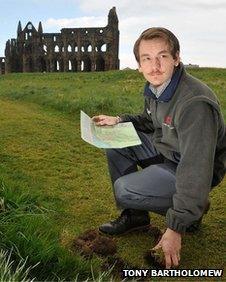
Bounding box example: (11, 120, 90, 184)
(0, 69, 225, 279)
(0, 100, 102, 281)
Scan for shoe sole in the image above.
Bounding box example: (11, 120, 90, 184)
(99, 224, 151, 236)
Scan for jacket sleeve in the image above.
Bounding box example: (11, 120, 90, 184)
(119, 97, 155, 133)
(166, 101, 218, 233)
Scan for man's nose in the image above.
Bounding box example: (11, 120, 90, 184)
(152, 57, 161, 69)
(146, 57, 161, 72)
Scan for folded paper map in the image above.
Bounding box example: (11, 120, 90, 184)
(80, 111, 141, 148)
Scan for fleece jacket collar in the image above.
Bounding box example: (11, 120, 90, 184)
(144, 63, 184, 102)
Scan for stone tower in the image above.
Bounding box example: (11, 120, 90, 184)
(1, 7, 119, 74)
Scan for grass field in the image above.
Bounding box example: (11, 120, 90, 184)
(0, 68, 225, 281)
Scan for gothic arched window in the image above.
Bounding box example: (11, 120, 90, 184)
(68, 60, 72, 71)
(56, 61, 60, 71)
(101, 43, 107, 52)
(54, 45, 59, 52)
(81, 61, 84, 71)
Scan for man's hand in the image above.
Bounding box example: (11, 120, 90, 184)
(153, 228, 181, 269)
(92, 115, 120, 126)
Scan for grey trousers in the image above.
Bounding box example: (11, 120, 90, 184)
(106, 132, 178, 215)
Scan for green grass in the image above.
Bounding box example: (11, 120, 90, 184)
(0, 248, 36, 282)
(0, 68, 225, 118)
(0, 68, 225, 280)
(0, 181, 99, 281)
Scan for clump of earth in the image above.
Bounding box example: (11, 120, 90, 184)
(72, 229, 117, 257)
(144, 248, 165, 269)
(72, 225, 165, 273)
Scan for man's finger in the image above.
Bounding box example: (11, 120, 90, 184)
(95, 115, 105, 119)
(92, 115, 106, 121)
(94, 121, 106, 126)
(171, 254, 179, 267)
(97, 121, 107, 126)
(165, 253, 172, 269)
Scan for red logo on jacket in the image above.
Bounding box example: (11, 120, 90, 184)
(164, 116, 172, 125)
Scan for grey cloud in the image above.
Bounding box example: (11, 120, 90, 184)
(77, 0, 226, 17)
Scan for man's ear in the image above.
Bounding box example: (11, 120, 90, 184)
(138, 63, 142, 73)
(174, 51, 180, 66)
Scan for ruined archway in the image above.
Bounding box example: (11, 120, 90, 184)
(72, 59, 78, 72)
(87, 45, 92, 52)
(2, 7, 119, 75)
(54, 45, 59, 52)
(68, 60, 72, 71)
(83, 56, 91, 72)
(54, 60, 60, 71)
(28, 58, 33, 72)
(96, 56, 105, 71)
(40, 57, 47, 72)
(68, 45, 72, 52)
(59, 59, 64, 72)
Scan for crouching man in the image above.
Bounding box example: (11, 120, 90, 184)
(92, 27, 226, 269)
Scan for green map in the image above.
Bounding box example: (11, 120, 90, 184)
(80, 111, 141, 148)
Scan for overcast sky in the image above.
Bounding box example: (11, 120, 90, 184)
(0, 0, 226, 69)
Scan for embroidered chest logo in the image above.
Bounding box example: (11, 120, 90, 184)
(146, 108, 151, 115)
(163, 116, 174, 129)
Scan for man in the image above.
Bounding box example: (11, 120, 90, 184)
(92, 27, 226, 269)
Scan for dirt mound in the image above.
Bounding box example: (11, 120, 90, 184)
(144, 227, 165, 268)
(72, 225, 164, 273)
(72, 229, 117, 257)
(144, 249, 165, 269)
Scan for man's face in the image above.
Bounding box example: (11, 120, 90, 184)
(138, 38, 180, 87)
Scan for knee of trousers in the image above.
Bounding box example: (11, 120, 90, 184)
(114, 177, 130, 205)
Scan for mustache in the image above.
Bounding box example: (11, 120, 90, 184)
(149, 71, 163, 75)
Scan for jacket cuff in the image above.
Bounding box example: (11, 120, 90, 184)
(166, 209, 187, 234)
(118, 114, 130, 123)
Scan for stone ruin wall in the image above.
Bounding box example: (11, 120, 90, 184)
(0, 7, 119, 74)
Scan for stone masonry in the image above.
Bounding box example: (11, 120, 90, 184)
(0, 7, 119, 74)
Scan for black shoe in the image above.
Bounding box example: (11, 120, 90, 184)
(99, 209, 150, 235)
(186, 201, 210, 233)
